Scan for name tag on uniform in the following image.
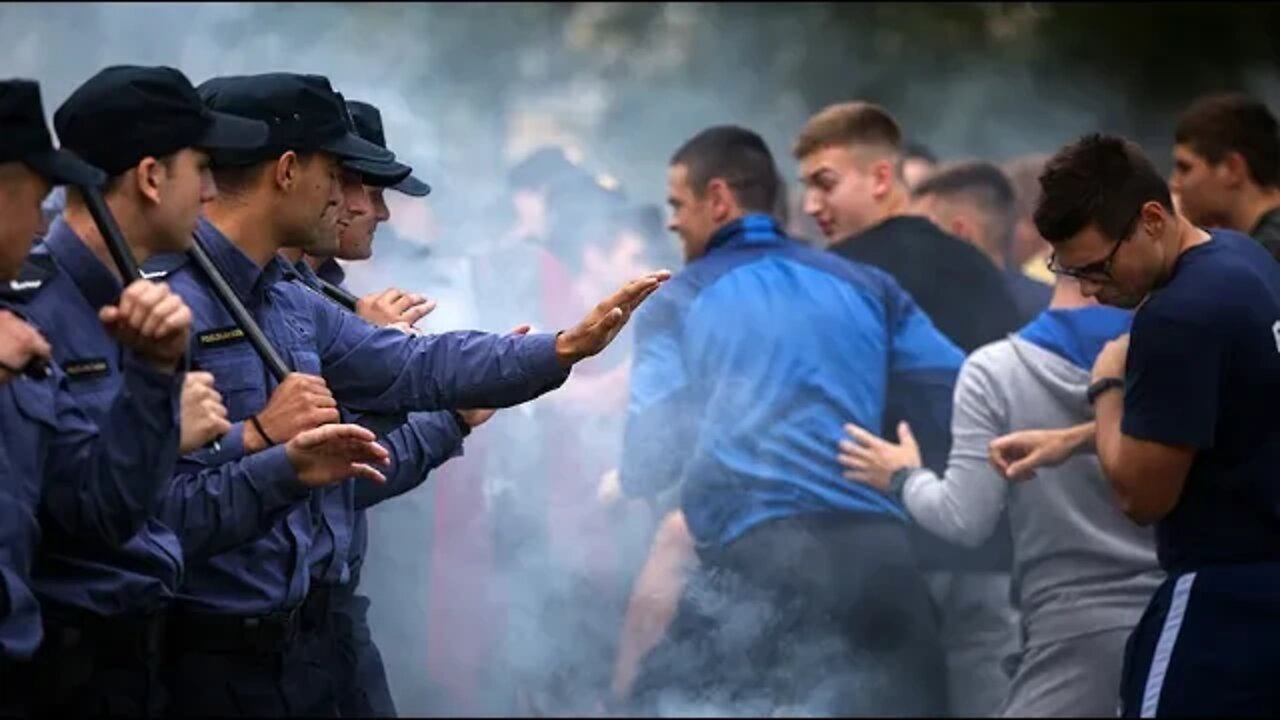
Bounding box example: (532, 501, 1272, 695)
(63, 357, 110, 382)
(198, 326, 247, 348)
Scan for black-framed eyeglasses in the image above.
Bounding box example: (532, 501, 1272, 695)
(1046, 208, 1142, 281)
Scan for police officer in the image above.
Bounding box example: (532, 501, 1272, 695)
(147, 71, 667, 717)
(12, 65, 396, 718)
(0, 77, 186, 718)
(288, 98, 489, 718)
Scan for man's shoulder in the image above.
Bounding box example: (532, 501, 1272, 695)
(1147, 230, 1280, 322)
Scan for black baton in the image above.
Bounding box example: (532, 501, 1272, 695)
(81, 184, 228, 450)
(82, 184, 141, 281)
(186, 235, 291, 382)
(315, 276, 358, 312)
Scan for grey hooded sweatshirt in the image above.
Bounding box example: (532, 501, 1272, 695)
(899, 316, 1164, 647)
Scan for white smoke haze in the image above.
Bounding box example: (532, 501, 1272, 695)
(5, 3, 1280, 716)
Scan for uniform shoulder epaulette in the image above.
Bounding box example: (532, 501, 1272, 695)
(0, 252, 57, 302)
(140, 251, 190, 280)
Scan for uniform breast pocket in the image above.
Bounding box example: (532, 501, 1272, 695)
(195, 350, 268, 421)
(10, 374, 58, 430)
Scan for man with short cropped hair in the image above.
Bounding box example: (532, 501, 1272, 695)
(912, 161, 1052, 322)
(1171, 92, 1280, 259)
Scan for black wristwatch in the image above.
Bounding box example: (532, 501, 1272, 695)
(888, 466, 917, 499)
(1087, 377, 1125, 406)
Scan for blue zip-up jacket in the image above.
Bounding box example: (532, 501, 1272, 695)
(0, 285, 182, 658)
(146, 217, 570, 615)
(620, 214, 963, 548)
(291, 258, 467, 586)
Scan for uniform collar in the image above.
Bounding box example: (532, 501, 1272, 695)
(704, 213, 787, 255)
(195, 216, 291, 304)
(291, 257, 321, 288)
(44, 216, 123, 311)
(315, 257, 345, 286)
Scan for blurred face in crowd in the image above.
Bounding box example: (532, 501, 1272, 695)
(584, 228, 652, 291)
(798, 144, 896, 241)
(140, 148, 216, 253)
(512, 187, 548, 241)
(902, 156, 936, 190)
(1048, 202, 1173, 309)
(1169, 144, 1237, 228)
(278, 151, 343, 251)
(337, 185, 389, 261)
(667, 162, 727, 262)
(0, 161, 49, 280)
(386, 189, 438, 251)
(910, 192, 993, 261)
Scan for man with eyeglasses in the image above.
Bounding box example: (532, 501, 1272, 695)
(988, 133, 1280, 717)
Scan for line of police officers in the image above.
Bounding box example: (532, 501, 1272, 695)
(0, 66, 670, 718)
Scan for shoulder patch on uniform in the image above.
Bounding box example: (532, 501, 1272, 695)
(197, 325, 247, 348)
(0, 253, 56, 301)
(62, 357, 111, 382)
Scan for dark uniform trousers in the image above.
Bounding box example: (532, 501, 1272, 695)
(28, 606, 169, 717)
(328, 576, 398, 717)
(631, 512, 949, 717)
(165, 587, 341, 718)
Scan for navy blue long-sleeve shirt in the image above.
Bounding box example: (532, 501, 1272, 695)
(145, 217, 569, 615)
(0, 287, 182, 658)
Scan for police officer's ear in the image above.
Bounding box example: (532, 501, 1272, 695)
(274, 150, 303, 193)
(132, 156, 168, 206)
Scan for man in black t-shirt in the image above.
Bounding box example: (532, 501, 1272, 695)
(792, 100, 1023, 718)
(1029, 133, 1280, 717)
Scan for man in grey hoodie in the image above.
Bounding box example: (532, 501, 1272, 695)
(837, 274, 1164, 717)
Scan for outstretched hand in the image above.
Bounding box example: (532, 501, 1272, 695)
(554, 271, 671, 366)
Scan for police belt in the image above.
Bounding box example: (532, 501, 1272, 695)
(41, 605, 169, 659)
(168, 584, 337, 656)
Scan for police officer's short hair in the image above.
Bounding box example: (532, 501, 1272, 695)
(913, 161, 1016, 254)
(793, 101, 903, 160)
(670, 125, 781, 215)
(1034, 133, 1173, 245)
(1175, 93, 1280, 188)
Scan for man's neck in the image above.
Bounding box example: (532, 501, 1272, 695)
(862, 185, 912, 235)
(62, 199, 152, 283)
(1232, 186, 1280, 235)
(1159, 215, 1212, 284)
(278, 247, 305, 265)
(1047, 278, 1091, 310)
(302, 253, 326, 271)
(203, 199, 281, 267)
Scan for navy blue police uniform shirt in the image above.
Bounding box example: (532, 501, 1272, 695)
(620, 214, 963, 549)
(1122, 229, 1280, 572)
(0, 273, 182, 658)
(291, 257, 468, 587)
(145, 217, 569, 615)
(15, 219, 194, 618)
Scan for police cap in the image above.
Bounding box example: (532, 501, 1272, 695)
(54, 65, 269, 177)
(197, 73, 393, 168)
(0, 79, 105, 187)
(345, 99, 430, 197)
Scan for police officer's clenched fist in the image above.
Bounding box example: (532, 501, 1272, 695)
(97, 279, 192, 372)
(179, 371, 231, 454)
(244, 373, 341, 453)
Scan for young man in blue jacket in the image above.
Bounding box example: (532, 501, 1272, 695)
(619, 125, 961, 716)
